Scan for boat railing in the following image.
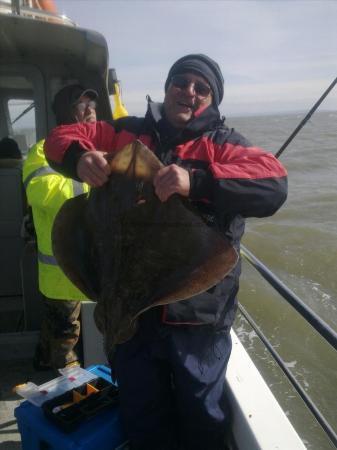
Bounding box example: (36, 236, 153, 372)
(240, 244, 337, 447)
(0, 0, 76, 26)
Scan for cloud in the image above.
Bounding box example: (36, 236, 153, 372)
(57, 0, 337, 115)
(223, 79, 337, 116)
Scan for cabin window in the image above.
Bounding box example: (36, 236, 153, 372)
(7, 98, 36, 156)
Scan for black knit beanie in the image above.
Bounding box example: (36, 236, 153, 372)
(164, 54, 224, 105)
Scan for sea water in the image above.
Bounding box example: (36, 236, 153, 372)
(228, 110, 337, 450)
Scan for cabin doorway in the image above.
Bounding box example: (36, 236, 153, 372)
(0, 68, 45, 333)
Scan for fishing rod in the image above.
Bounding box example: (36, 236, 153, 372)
(275, 77, 337, 158)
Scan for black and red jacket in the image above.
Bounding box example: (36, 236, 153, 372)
(45, 101, 287, 330)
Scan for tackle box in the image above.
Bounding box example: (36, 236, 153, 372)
(42, 375, 119, 432)
(15, 365, 128, 450)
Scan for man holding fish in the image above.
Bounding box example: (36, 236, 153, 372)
(45, 54, 287, 450)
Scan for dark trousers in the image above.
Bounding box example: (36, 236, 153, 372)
(111, 310, 232, 450)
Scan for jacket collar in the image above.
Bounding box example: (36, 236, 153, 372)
(146, 100, 224, 143)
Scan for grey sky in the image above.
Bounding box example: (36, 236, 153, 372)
(57, 0, 337, 117)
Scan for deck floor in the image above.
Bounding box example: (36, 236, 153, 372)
(0, 336, 235, 450)
(0, 358, 57, 449)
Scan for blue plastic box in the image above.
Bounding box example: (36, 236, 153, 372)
(15, 365, 128, 450)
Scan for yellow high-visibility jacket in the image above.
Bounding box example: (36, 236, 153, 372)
(22, 139, 89, 300)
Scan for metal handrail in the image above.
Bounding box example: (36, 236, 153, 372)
(240, 245, 337, 350)
(239, 244, 337, 447)
(239, 303, 337, 447)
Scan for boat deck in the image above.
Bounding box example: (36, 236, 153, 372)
(0, 358, 57, 449)
(0, 334, 232, 450)
(0, 330, 58, 449)
(0, 328, 308, 450)
(0, 359, 232, 450)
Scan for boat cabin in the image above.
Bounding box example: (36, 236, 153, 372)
(0, 3, 113, 332)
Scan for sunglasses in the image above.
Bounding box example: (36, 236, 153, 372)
(170, 74, 211, 98)
(73, 100, 97, 113)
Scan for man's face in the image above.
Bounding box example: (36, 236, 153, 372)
(163, 72, 213, 128)
(73, 95, 97, 123)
